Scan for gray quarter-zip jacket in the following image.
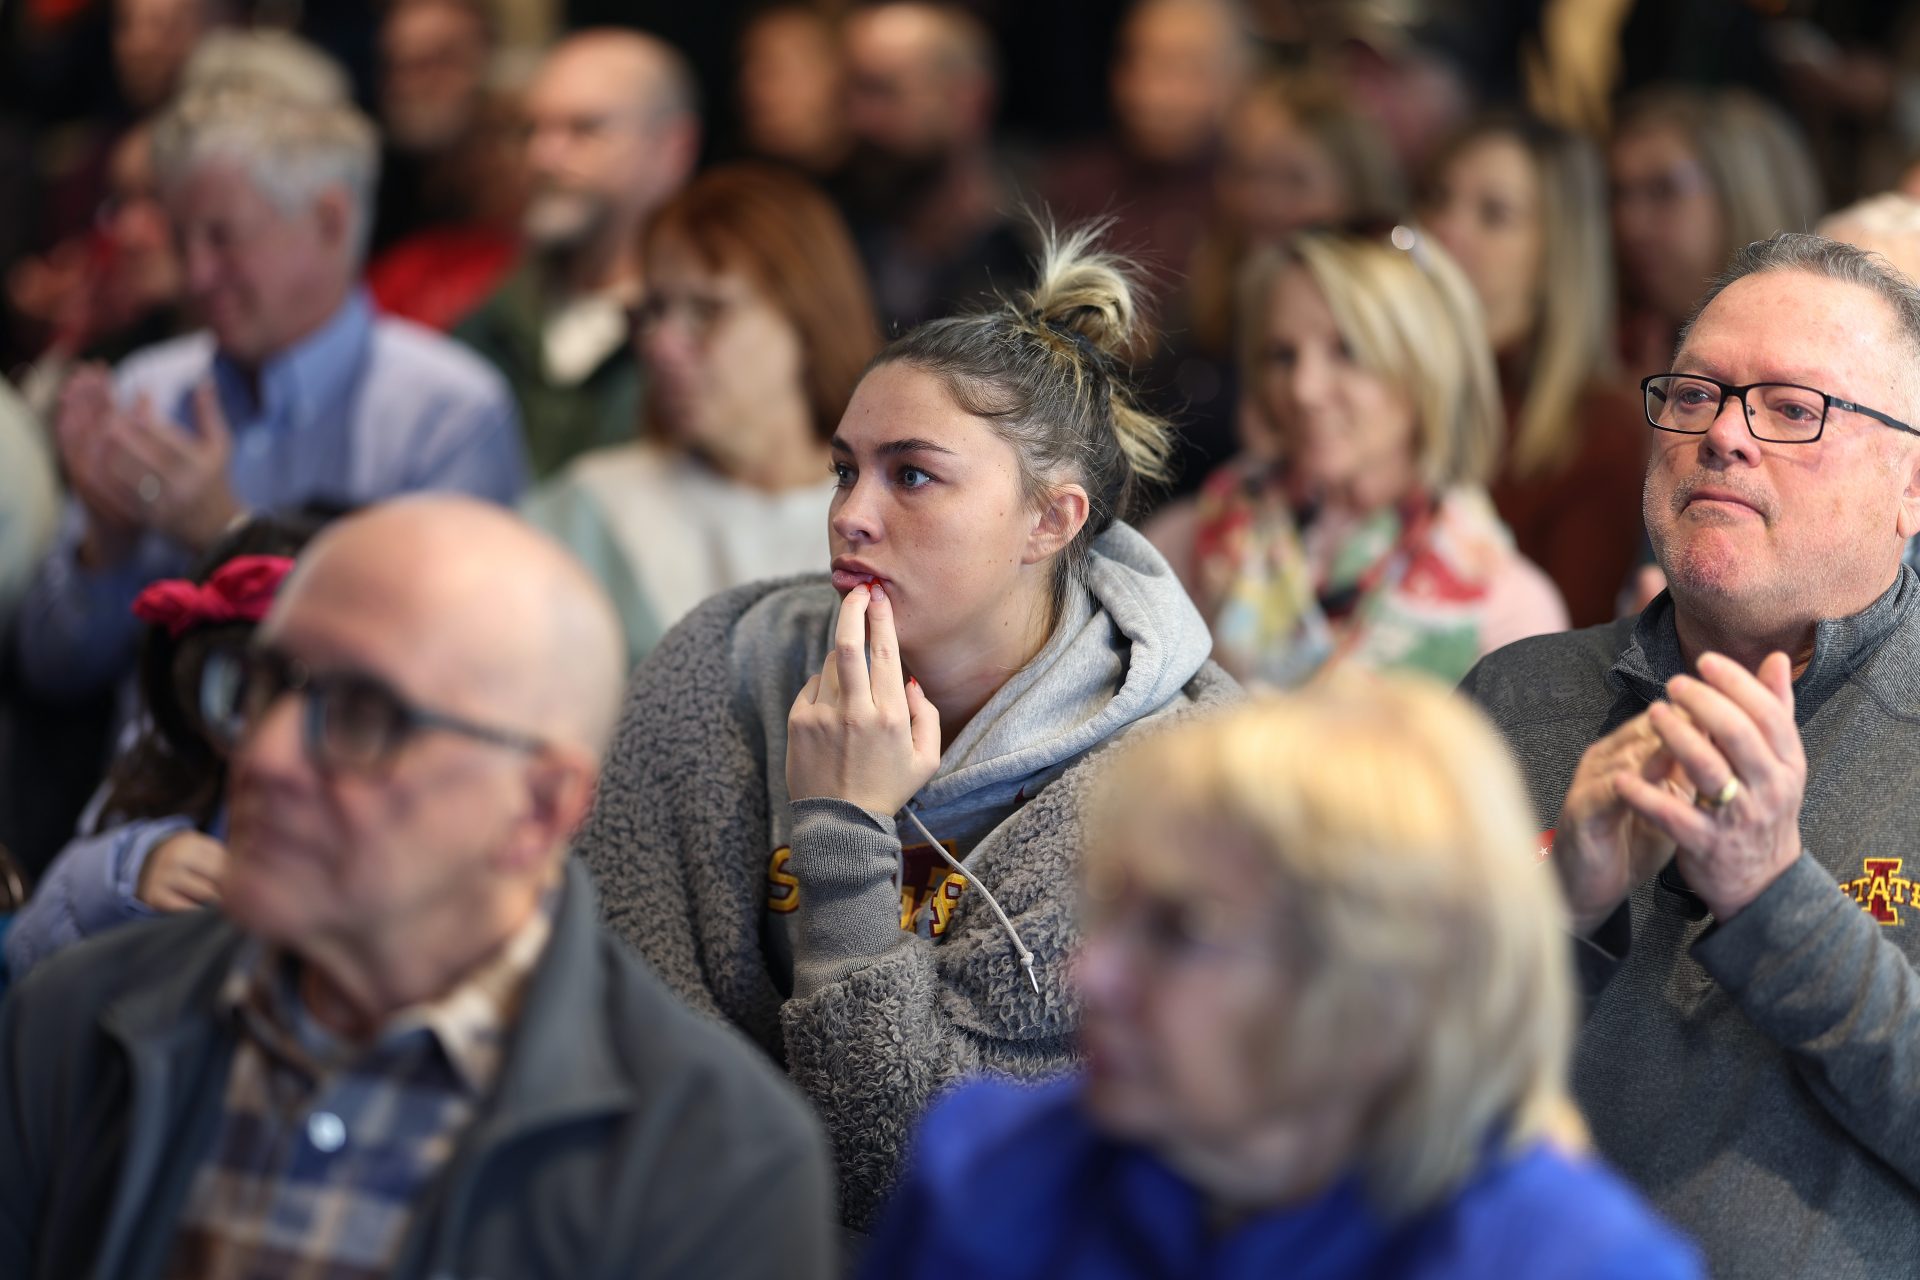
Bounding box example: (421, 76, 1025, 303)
(1460, 573, 1920, 1280)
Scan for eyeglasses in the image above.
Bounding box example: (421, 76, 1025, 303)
(629, 291, 741, 342)
(1080, 867, 1269, 968)
(1641, 373, 1920, 445)
(1610, 166, 1712, 211)
(200, 646, 547, 773)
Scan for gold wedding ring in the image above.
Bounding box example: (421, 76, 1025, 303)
(1696, 777, 1742, 810)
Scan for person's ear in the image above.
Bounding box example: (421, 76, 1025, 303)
(497, 746, 599, 874)
(311, 186, 355, 259)
(1897, 440, 1920, 541)
(1024, 483, 1090, 565)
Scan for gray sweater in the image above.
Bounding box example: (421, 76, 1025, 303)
(1461, 574, 1920, 1280)
(575, 524, 1237, 1226)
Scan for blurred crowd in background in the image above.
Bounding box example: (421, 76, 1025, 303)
(4, 2, 1920, 1277)
(8, 0, 1920, 868)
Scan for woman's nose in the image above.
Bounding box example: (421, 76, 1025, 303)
(830, 474, 882, 544)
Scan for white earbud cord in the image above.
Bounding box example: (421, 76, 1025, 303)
(900, 804, 1040, 994)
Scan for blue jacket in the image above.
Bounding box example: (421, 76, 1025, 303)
(5, 811, 205, 981)
(862, 1077, 1702, 1280)
(0, 858, 836, 1280)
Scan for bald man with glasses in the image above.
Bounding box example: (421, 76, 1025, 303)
(0, 497, 835, 1280)
(1462, 233, 1920, 1278)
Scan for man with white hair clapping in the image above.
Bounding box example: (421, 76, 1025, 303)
(17, 34, 526, 702)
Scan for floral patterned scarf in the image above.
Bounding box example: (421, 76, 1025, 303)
(1193, 457, 1516, 686)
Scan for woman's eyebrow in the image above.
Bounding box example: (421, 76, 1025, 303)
(829, 434, 960, 458)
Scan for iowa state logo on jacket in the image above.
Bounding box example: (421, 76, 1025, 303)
(1842, 857, 1914, 925)
(767, 840, 969, 938)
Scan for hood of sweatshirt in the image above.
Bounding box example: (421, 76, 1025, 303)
(912, 520, 1213, 820)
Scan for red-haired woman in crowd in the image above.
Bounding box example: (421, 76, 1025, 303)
(523, 162, 882, 668)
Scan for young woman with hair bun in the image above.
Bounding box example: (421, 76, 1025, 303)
(576, 221, 1237, 1227)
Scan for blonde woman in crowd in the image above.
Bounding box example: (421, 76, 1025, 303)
(573, 222, 1237, 1227)
(865, 678, 1701, 1279)
(1153, 227, 1565, 687)
(523, 163, 880, 669)
(1421, 114, 1646, 627)
(1610, 87, 1824, 374)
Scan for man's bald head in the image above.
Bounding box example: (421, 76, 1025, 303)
(277, 496, 626, 759)
(226, 497, 623, 1000)
(845, 2, 997, 156)
(850, 3, 994, 84)
(520, 28, 701, 254)
(1112, 0, 1247, 164)
(538, 27, 699, 128)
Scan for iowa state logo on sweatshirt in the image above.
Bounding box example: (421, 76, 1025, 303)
(1841, 858, 1914, 926)
(766, 840, 970, 938)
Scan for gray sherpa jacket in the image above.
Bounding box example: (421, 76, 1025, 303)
(1461, 573, 1920, 1280)
(575, 523, 1237, 1226)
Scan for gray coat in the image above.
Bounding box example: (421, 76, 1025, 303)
(0, 859, 835, 1280)
(1461, 575, 1920, 1280)
(576, 543, 1237, 1227)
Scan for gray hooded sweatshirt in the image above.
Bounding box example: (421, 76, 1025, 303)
(575, 523, 1236, 1225)
(1460, 574, 1920, 1280)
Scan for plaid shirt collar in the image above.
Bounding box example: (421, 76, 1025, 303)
(215, 896, 555, 1098)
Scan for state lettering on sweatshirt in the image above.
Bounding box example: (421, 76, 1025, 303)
(767, 846, 800, 914)
(1840, 857, 1913, 926)
(765, 840, 969, 937)
(899, 840, 966, 938)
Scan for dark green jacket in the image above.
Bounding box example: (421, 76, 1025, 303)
(455, 265, 641, 479)
(0, 858, 836, 1280)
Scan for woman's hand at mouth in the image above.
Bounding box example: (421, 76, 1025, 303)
(787, 581, 943, 814)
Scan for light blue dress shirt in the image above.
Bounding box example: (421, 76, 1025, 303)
(15, 289, 528, 697)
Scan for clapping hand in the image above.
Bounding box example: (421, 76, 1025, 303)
(56, 371, 244, 563)
(1614, 652, 1806, 921)
(56, 363, 145, 563)
(1553, 710, 1687, 936)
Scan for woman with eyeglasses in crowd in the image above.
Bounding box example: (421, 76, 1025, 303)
(1417, 114, 1647, 629)
(1609, 87, 1824, 379)
(1162, 70, 1404, 501)
(4, 511, 324, 984)
(523, 162, 880, 669)
(573, 220, 1237, 1227)
(1151, 226, 1566, 688)
(865, 677, 1702, 1279)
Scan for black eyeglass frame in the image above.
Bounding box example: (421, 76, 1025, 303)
(201, 646, 549, 771)
(1641, 373, 1920, 443)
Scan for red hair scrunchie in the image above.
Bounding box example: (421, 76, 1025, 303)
(131, 554, 297, 638)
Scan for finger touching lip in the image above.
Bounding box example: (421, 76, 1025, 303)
(830, 568, 883, 593)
